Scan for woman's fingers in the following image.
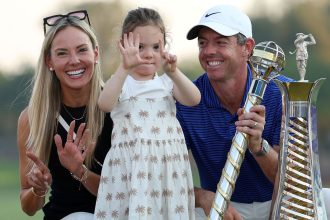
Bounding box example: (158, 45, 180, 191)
(74, 123, 86, 146)
(26, 152, 51, 188)
(28, 169, 46, 189)
(67, 120, 75, 143)
(79, 128, 92, 160)
(85, 141, 96, 158)
(26, 151, 49, 174)
(54, 134, 64, 155)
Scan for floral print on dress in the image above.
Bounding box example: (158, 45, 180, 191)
(94, 93, 195, 220)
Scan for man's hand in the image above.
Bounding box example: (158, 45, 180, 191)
(224, 203, 242, 220)
(235, 105, 265, 153)
(195, 187, 242, 219)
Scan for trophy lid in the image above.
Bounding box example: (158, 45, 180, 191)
(250, 41, 285, 78)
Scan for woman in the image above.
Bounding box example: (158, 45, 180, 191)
(17, 10, 112, 219)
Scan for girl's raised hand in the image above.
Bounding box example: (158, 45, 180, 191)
(118, 32, 150, 70)
(160, 40, 177, 74)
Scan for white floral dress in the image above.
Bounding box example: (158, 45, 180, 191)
(94, 74, 195, 220)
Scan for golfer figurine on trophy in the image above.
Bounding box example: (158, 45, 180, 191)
(270, 33, 328, 219)
(290, 33, 316, 82)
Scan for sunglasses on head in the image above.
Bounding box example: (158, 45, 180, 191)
(43, 10, 91, 35)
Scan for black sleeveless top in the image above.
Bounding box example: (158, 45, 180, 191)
(42, 105, 113, 220)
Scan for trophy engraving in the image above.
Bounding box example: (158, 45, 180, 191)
(289, 33, 316, 82)
(208, 41, 285, 220)
(270, 34, 327, 219)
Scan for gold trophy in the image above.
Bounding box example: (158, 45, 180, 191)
(270, 33, 328, 219)
(208, 41, 285, 220)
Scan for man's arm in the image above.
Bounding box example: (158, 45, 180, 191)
(250, 143, 279, 183)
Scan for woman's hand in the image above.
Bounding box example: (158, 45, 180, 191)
(26, 152, 52, 196)
(54, 120, 94, 176)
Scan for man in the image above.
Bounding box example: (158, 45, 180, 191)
(176, 4, 291, 219)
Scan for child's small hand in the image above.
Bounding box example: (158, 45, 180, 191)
(160, 40, 177, 75)
(118, 32, 150, 70)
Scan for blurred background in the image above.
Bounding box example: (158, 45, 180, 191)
(1, 0, 329, 219)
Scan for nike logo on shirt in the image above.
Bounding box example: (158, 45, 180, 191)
(205, 12, 221, 17)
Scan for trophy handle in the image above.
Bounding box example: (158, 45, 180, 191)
(208, 65, 274, 220)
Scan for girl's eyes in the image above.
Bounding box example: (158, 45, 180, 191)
(138, 44, 160, 51)
(153, 45, 160, 50)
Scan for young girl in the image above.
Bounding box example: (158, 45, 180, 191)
(94, 7, 200, 220)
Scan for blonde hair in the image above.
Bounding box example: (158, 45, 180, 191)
(27, 16, 104, 168)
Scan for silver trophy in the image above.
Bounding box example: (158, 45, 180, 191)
(270, 34, 327, 219)
(208, 41, 285, 220)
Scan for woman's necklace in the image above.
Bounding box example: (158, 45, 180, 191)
(62, 105, 87, 121)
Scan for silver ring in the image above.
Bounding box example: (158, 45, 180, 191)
(253, 121, 258, 128)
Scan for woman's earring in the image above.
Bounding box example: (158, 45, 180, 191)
(49, 67, 54, 71)
(95, 60, 98, 64)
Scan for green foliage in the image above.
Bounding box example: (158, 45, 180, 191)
(0, 68, 33, 136)
(0, 69, 33, 113)
(180, 57, 204, 80)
